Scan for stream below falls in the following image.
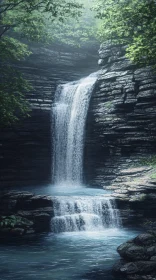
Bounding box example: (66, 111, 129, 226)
(0, 229, 140, 280)
(0, 185, 141, 280)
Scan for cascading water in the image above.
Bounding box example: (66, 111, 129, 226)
(52, 71, 121, 234)
(51, 196, 120, 233)
(53, 72, 98, 186)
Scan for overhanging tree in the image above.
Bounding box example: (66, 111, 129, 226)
(0, 0, 83, 126)
(93, 0, 156, 66)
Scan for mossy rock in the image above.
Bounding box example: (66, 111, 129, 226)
(0, 215, 34, 236)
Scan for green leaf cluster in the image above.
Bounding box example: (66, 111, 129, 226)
(1, 0, 83, 42)
(0, 36, 32, 126)
(47, 1, 99, 47)
(0, 215, 22, 228)
(93, 0, 156, 66)
(0, 66, 31, 125)
(0, 215, 33, 228)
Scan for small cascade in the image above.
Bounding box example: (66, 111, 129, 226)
(51, 196, 120, 233)
(52, 72, 98, 186)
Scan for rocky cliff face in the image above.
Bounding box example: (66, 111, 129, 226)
(0, 43, 98, 188)
(1, 41, 156, 191)
(85, 43, 156, 187)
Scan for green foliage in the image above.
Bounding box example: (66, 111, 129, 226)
(0, 66, 31, 125)
(0, 36, 31, 61)
(0, 0, 83, 126)
(151, 173, 156, 179)
(0, 215, 33, 228)
(0, 0, 83, 36)
(139, 155, 156, 167)
(1, 0, 83, 42)
(0, 36, 32, 126)
(93, 0, 156, 67)
(0, 215, 22, 228)
(48, 13, 98, 48)
(47, 0, 99, 47)
(105, 101, 112, 109)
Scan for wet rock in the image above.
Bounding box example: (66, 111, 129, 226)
(134, 234, 156, 246)
(128, 275, 156, 280)
(116, 261, 140, 275)
(0, 199, 17, 213)
(17, 207, 54, 218)
(99, 70, 131, 81)
(0, 193, 55, 235)
(10, 228, 25, 236)
(119, 167, 151, 176)
(16, 195, 53, 210)
(33, 213, 51, 232)
(114, 261, 156, 275)
(114, 232, 156, 279)
(0, 215, 34, 237)
(26, 229, 35, 235)
(150, 256, 156, 261)
(1, 191, 34, 200)
(117, 243, 147, 261)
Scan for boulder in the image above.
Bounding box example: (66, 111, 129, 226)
(134, 234, 156, 246)
(114, 260, 156, 276)
(114, 232, 156, 280)
(117, 243, 147, 261)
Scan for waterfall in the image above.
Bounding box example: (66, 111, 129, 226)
(51, 196, 120, 233)
(53, 73, 98, 186)
(52, 71, 121, 234)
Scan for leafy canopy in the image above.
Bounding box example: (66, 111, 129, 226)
(0, 0, 83, 126)
(93, 0, 156, 66)
(47, 0, 99, 48)
(0, 0, 83, 40)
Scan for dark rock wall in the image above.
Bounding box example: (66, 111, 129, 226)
(84, 43, 156, 186)
(0, 43, 98, 188)
(1, 41, 156, 189)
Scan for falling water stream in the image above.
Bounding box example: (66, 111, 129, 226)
(52, 72, 120, 234)
(51, 71, 122, 234)
(53, 73, 98, 185)
(0, 73, 140, 280)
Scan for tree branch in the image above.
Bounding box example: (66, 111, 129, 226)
(0, 0, 26, 14)
(0, 26, 10, 37)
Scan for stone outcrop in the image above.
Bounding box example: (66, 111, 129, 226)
(83, 43, 156, 226)
(102, 166, 156, 227)
(113, 232, 156, 280)
(0, 191, 54, 236)
(85, 43, 156, 188)
(0, 42, 98, 188)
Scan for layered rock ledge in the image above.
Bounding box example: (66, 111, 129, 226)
(85, 43, 156, 188)
(0, 191, 54, 237)
(106, 166, 156, 227)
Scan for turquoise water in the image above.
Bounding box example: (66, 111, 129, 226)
(0, 186, 140, 280)
(0, 228, 140, 280)
(9, 184, 110, 196)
